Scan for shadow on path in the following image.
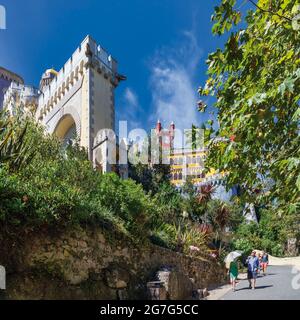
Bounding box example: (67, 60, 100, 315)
(236, 285, 273, 292)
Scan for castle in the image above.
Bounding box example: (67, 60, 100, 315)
(0, 66, 24, 108)
(1, 35, 128, 178)
(152, 120, 237, 201)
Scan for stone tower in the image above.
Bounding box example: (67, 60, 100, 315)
(36, 35, 125, 159)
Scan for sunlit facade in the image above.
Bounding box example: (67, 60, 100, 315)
(169, 148, 224, 188)
(1, 35, 128, 177)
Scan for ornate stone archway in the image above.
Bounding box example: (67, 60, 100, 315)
(52, 105, 81, 140)
(54, 114, 76, 141)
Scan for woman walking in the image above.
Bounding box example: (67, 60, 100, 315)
(229, 260, 239, 292)
(261, 251, 269, 275)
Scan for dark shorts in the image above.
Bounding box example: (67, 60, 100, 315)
(247, 270, 257, 279)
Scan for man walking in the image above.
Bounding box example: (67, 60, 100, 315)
(246, 250, 260, 290)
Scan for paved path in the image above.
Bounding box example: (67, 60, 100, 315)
(220, 265, 300, 300)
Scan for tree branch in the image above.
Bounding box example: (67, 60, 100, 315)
(248, 0, 292, 22)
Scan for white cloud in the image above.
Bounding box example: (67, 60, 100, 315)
(149, 30, 203, 131)
(120, 87, 141, 129)
(124, 87, 138, 108)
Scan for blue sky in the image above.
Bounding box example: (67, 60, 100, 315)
(0, 0, 227, 132)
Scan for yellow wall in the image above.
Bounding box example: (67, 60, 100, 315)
(169, 150, 222, 186)
(91, 69, 114, 135)
(80, 73, 90, 149)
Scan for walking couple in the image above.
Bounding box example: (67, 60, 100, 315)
(228, 250, 269, 291)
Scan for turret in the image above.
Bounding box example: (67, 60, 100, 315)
(169, 121, 175, 148)
(0, 66, 24, 109)
(39, 68, 58, 92)
(169, 121, 175, 134)
(156, 119, 162, 134)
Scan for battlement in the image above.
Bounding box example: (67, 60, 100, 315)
(4, 81, 39, 100)
(0, 66, 24, 84)
(3, 81, 39, 114)
(36, 35, 118, 121)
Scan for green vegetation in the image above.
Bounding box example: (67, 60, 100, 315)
(1, 110, 288, 258)
(0, 111, 242, 258)
(0, 112, 156, 239)
(198, 0, 300, 254)
(232, 209, 285, 256)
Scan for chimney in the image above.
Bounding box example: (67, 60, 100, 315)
(156, 119, 162, 134)
(169, 121, 175, 147)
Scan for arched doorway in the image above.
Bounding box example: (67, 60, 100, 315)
(54, 114, 77, 145)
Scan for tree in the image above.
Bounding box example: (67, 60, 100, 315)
(206, 199, 243, 253)
(199, 0, 300, 237)
(129, 133, 171, 194)
(0, 111, 35, 172)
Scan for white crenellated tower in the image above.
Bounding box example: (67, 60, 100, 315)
(2, 35, 127, 175)
(36, 35, 125, 160)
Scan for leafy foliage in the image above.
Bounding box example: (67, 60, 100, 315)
(181, 178, 217, 222)
(151, 218, 210, 256)
(0, 115, 158, 239)
(181, 177, 204, 220)
(199, 0, 300, 237)
(152, 182, 183, 221)
(232, 208, 286, 256)
(0, 112, 36, 171)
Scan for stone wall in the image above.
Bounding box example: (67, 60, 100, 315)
(0, 226, 226, 300)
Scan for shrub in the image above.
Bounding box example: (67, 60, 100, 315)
(232, 209, 287, 257)
(150, 223, 178, 250)
(0, 115, 160, 239)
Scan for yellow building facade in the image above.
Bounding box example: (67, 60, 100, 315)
(169, 148, 223, 188)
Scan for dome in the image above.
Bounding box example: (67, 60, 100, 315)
(39, 68, 58, 91)
(44, 68, 58, 77)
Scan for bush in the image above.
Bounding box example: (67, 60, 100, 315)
(152, 182, 183, 222)
(232, 238, 257, 257)
(150, 223, 177, 250)
(232, 209, 287, 257)
(0, 115, 160, 239)
(95, 173, 156, 234)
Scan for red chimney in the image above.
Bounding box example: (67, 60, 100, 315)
(156, 119, 162, 134)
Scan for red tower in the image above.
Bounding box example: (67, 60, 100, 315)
(154, 120, 175, 149)
(155, 119, 162, 134)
